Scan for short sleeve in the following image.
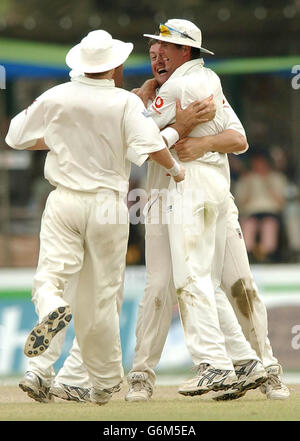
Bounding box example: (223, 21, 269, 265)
(5, 95, 46, 150)
(124, 94, 166, 166)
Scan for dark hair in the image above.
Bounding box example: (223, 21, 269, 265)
(190, 46, 201, 60)
(148, 37, 159, 48)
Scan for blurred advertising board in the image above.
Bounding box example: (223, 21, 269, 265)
(1, 265, 300, 376)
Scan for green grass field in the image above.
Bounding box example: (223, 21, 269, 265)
(0, 384, 299, 421)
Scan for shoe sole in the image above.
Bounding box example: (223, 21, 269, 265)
(50, 385, 90, 403)
(213, 374, 268, 401)
(178, 381, 237, 397)
(50, 382, 121, 403)
(24, 306, 72, 358)
(125, 395, 150, 402)
(91, 396, 111, 406)
(266, 394, 290, 400)
(237, 373, 268, 393)
(51, 391, 81, 402)
(19, 382, 52, 403)
(50, 391, 89, 403)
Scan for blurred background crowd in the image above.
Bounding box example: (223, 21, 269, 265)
(0, 0, 300, 267)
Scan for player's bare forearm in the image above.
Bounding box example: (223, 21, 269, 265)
(209, 130, 248, 154)
(27, 138, 49, 151)
(171, 95, 216, 139)
(174, 130, 247, 162)
(149, 148, 185, 182)
(149, 148, 176, 169)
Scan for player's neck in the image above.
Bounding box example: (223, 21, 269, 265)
(84, 69, 115, 80)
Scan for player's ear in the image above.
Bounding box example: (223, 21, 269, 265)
(182, 45, 191, 57)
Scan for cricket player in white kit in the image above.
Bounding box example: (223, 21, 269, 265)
(126, 19, 288, 400)
(5, 29, 186, 405)
(131, 20, 267, 397)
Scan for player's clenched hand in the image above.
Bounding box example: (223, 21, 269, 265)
(199, 94, 216, 122)
(173, 165, 185, 182)
(131, 78, 158, 107)
(174, 137, 208, 162)
(166, 165, 185, 182)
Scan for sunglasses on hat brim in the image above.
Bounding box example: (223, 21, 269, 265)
(159, 24, 196, 42)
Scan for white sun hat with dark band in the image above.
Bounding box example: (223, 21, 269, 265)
(66, 30, 134, 73)
(143, 19, 214, 55)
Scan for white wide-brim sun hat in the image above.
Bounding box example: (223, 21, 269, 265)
(144, 19, 214, 55)
(66, 30, 134, 73)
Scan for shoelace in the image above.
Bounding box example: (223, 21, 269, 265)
(131, 380, 152, 394)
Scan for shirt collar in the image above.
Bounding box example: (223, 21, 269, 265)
(71, 74, 115, 87)
(168, 58, 205, 81)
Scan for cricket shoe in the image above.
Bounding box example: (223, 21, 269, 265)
(90, 384, 120, 406)
(178, 363, 238, 397)
(260, 365, 290, 400)
(50, 382, 91, 403)
(50, 380, 122, 403)
(125, 372, 153, 402)
(212, 359, 267, 401)
(24, 305, 72, 357)
(19, 371, 53, 403)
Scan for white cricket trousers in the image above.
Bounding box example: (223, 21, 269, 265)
(28, 199, 278, 389)
(167, 161, 238, 371)
(130, 195, 277, 386)
(221, 198, 278, 368)
(27, 274, 125, 389)
(49, 194, 277, 390)
(30, 186, 129, 390)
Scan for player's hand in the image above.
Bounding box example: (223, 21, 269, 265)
(171, 95, 216, 138)
(27, 138, 49, 151)
(174, 137, 208, 162)
(199, 94, 216, 122)
(131, 78, 158, 107)
(172, 165, 185, 182)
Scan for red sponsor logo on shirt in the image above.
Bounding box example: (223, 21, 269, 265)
(151, 104, 162, 115)
(154, 96, 164, 109)
(223, 98, 229, 109)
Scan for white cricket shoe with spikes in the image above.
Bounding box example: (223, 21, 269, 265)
(260, 365, 290, 400)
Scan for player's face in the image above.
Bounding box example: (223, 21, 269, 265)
(150, 41, 186, 86)
(150, 43, 170, 86)
(157, 41, 187, 76)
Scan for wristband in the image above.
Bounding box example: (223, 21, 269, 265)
(161, 127, 179, 148)
(166, 160, 181, 177)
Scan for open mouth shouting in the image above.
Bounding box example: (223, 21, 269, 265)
(156, 67, 169, 83)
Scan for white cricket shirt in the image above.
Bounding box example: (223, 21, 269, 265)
(145, 59, 247, 192)
(5, 76, 166, 194)
(148, 59, 226, 162)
